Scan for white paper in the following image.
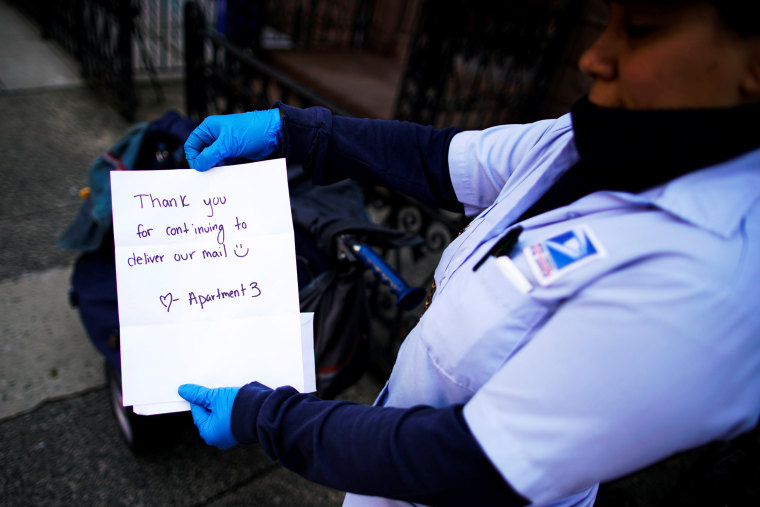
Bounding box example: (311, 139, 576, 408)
(110, 160, 315, 414)
(299, 312, 316, 393)
(133, 312, 315, 415)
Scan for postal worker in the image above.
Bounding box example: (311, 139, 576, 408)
(178, 1, 760, 505)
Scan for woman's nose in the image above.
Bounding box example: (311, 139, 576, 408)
(578, 30, 618, 81)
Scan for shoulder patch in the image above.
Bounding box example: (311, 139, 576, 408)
(524, 225, 606, 286)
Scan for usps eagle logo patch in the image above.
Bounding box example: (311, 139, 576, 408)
(524, 225, 606, 286)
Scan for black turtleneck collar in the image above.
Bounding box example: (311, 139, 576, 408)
(570, 95, 760, 192)
(516, 96, 760, 222)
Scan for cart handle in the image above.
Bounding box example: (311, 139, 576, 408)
(338, 235, 426, 311)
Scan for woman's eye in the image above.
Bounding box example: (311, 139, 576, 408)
(625, 23, 656, 38)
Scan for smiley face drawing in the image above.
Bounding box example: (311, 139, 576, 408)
(234, 243, 250, 258)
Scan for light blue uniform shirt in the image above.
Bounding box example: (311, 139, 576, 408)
(345, 113, 760, 506)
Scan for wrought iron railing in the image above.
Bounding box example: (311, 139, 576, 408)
(263, 0, 375, 50)
(11, 0, 140, 119)
(11, 0, 221, 119)
(184, 1, 355, 118)
(134, 0, 206, 76)
(394, 0, 581, 129)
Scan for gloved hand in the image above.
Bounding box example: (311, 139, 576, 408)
(178, 384, 241, 450)
(184, 109, 282, 172)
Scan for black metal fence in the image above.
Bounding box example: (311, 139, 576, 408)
(11, 0, 219, 120)
(263, 0, 375, 50)
(12, 0, 140, 119)
(134, 0, 202, 76)
(184, 1, 354, 119)
(13, 0, 579, 127)
(394, 0, 581, 129)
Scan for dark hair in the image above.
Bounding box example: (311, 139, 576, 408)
(610, 1, 760, 36)
(714, 3, 760, 36)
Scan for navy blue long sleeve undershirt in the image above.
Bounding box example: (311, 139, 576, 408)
(231, 382, 528, 506)
(274, 101, 464, 214)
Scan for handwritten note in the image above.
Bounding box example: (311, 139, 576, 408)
(110, 160, 314, 414)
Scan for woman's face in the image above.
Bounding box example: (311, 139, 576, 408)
(578, 2, 760, 109)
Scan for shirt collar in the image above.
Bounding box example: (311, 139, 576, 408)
(649, 148, 760, 238)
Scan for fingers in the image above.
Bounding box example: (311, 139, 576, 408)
(184, 117, 232, 171)
(192, 143, 226, 172)
(188, 401, 211, 427)
(179, 384, 239, 450)
(178, 383, 212, 407)
(180, 384, 213, 437)
(183, 121, 216, 166)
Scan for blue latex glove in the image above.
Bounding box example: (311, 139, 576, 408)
(184, 109, 282, 172)
(178, 384, 241, 450)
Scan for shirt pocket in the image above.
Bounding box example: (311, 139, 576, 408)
(420, 256, 551, 393)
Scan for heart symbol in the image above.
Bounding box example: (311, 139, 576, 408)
(160, 293, 175, 312)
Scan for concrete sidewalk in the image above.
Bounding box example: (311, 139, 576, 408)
(0, 2, 379, 505)
(0, 0, 125, 418)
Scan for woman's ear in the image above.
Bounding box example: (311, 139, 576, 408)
(740, 43, 760, 101)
